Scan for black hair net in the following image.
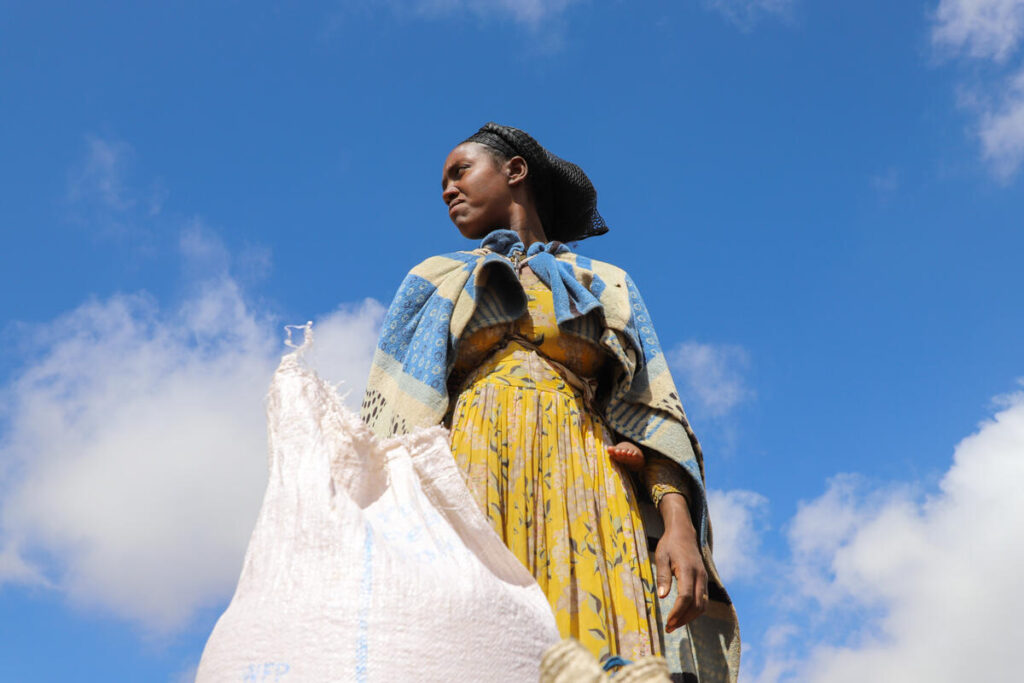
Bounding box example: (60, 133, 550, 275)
(463, 122, 609, 243)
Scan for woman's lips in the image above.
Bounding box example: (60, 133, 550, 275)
(448, 200, 465, 215)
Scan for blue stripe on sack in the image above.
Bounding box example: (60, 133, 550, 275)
(355, 526, 374, 682)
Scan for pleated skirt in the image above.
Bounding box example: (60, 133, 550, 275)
(448, 342, 660, 663)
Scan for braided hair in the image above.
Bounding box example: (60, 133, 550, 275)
(462, 123, 609, 243)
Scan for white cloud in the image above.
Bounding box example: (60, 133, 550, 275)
(704, 0, 793, 28)
(0, 229, 384, 633)
(932, 1, 1024, 177)
(66, 135, 168, 240)
(305, 301, 386, 402)
(933, 0, 1024, 62)
(707, 488, 769, 584)
(67, 136, 135, 212)
(669, 341, 753, 419)
(353, 0, 790, 32)
(0, 543, 45, 586)
(400, 0, 583, 26)
(747, 385, 1024, 682)
(977, 67, 1024, 179)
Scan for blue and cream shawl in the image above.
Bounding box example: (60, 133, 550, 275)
(361, 229, 739, 682)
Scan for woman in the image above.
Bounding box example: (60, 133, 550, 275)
(361, 124, 739, 681)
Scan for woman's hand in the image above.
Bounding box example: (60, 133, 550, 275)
(654, 492, 707, 632)
(607, 441, 645, 471)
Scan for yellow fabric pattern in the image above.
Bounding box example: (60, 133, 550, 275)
(448, 276, 673, 662)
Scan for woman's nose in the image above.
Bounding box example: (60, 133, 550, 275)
(442, 184, 458, 205)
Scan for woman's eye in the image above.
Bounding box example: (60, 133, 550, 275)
(446, 164, 469, 185)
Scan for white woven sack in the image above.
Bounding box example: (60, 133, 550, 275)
(196, 326, 559, 682)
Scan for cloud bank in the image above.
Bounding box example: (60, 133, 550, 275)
(0, 231, 384, 633)
(746, 385, 1024, 681)
(707, 488, 769, 584)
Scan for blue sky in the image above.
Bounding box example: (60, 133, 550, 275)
(2, 1, 1023, 680)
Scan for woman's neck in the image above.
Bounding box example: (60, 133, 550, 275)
(506, 201, 547, 245)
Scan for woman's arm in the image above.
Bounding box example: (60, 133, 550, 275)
(609, 439, 707, 629)
(655, 492, 707, 631)
(598, 266, 720, 629)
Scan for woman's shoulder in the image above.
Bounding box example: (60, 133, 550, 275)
(403, 249, 487, 278)
(558, 250, 636, 290)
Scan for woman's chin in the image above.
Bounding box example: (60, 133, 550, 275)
(453, 220, 492, 240)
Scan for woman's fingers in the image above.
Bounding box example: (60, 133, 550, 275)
(694, 567, 708, 615)
(679, 563, 708, 626)
(655, 545, 673, 600)
(659, 542, 709, 632)
(666, 589, 693, 632)
(668, 558, 695, 630)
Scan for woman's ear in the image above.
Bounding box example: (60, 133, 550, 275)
(506, 155, 529, 187)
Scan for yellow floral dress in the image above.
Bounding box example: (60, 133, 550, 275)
(446, 268, 686, 663)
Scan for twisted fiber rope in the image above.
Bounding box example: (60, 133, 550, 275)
(539, 639, 671, 682)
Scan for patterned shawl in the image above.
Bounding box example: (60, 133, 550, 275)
(361, 229, 739, 682)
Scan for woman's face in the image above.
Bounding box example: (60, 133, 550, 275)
(441, 142, 514, 239)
